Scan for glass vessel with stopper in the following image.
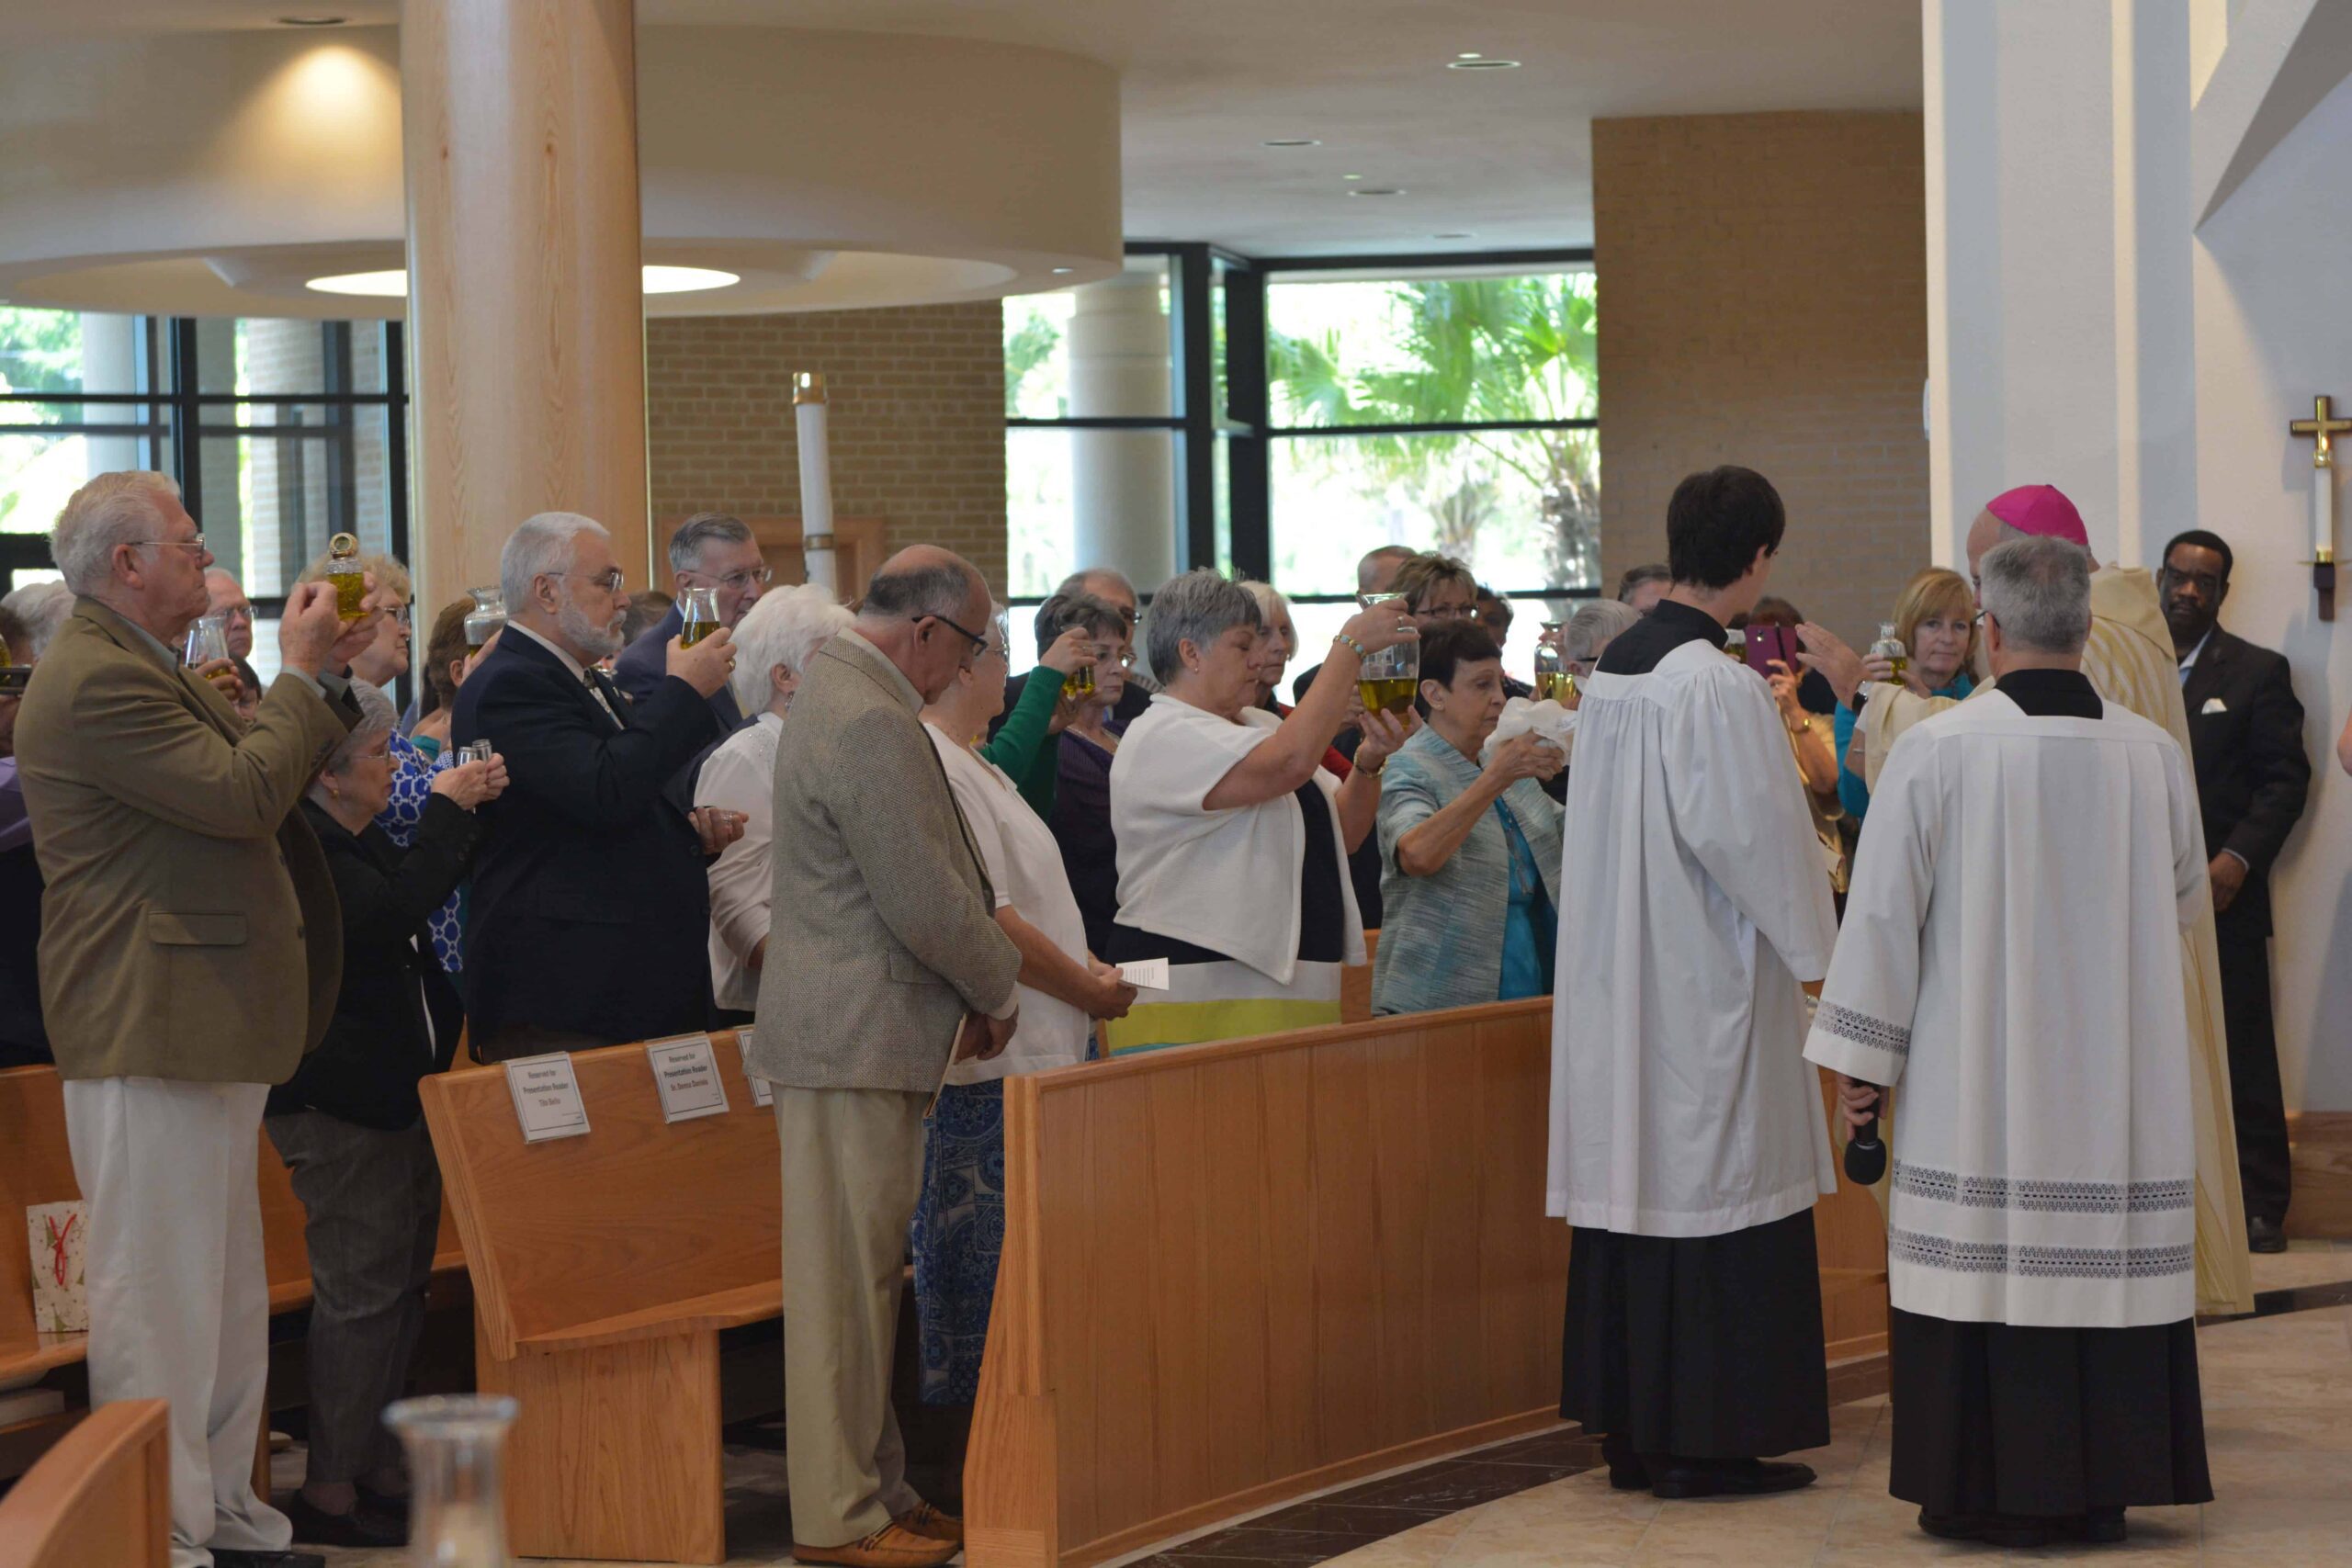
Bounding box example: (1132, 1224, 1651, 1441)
(678, 586, 721, 649)
(463, 587, 506, 648)
(325, 533, 367, 621)
(385, 1393, 518, 1568)
(1532, 623, 1568, 703)
(1869, 621, 1910, 683)
(1057, 615, 1097, 700)
(1353, 592, 1419, 720)
(1724, 626, 1747, 661)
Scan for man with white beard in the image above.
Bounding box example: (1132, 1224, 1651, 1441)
(1547, 467, 1840, 1498)
(1805, 536, 2211, 1547)
(451, 512, 745, 1059)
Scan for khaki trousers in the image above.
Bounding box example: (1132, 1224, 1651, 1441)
(64, 1077, 292, 1568)
(775, 1087, 929, 1548)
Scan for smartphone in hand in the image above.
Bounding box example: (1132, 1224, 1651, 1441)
(1742, 623, 1791, 678)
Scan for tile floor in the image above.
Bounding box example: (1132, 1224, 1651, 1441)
(311, 1242, 2352, 1567)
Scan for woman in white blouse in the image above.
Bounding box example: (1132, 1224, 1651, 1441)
(1104, 570, 1414, 1054)
(692, 582, 854, 1016)
(910, 607, 1137, 1404)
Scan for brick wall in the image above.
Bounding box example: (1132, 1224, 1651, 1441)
(1593, 112, 1928, 649)
(645, 303, 1008, 591)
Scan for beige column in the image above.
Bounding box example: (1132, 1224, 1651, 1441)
(401, 0, 651, 615)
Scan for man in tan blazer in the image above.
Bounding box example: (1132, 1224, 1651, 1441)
(15, 471, 377, 1568)
(755, 546, 1022, 1568)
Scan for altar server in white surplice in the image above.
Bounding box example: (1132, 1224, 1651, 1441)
(1547, 466, 1840, 1502)
(1805, 536, 2212, 1551)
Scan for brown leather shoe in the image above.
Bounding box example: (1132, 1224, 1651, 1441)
(793, 1521, 959, 1567)
(896, 1501, 964, 1544)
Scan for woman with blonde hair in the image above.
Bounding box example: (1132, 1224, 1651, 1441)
(1834, 567, 1977, 821)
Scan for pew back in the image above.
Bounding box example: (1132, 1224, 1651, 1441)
(0, 1068, 84, 1377)
(0, 1398, 170, 1568)
(419, 1032, 782, 1359)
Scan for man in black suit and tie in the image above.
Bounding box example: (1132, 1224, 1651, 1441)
(452, 512, 745, 1061)
(2163, 528, 2312, 1252)
(612, 512, 771, 727)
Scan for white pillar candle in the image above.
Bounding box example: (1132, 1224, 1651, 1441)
(794, 372, 838, 593)
(2315, 459, 2335, 566)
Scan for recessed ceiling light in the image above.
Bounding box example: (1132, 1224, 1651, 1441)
(1447, 57, 1521, 70)
(1050, 266, 1075, 275)
(1347, 187, 1407, 198)
(640, 265, 740, 294)
(1457, 52, 1483, 60)
(305, 265, 739, 298)
(277, 15, 347, 23)
(1262, 138, 1322, 148)
(1342, 174, 1364, 181)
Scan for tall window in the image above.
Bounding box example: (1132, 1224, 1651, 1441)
(1001, 250, 1598, 682)
(1, 310, 408, 682)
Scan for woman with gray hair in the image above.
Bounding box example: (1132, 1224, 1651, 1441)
(1103, 570, 1416, 1052)
(1556, 598, 1641, 697)
(693, 581, 856, 1015)
(264, 682, 504, 1547)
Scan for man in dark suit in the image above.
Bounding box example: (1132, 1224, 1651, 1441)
(612, 512, 771, 727)
(452, 511, 745, 1060)
(2163, 528, 2312, 1252)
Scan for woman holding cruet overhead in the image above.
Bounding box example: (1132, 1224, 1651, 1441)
(1103, 570, 1416, 1053)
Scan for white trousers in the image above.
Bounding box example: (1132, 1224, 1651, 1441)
(63, 1077, 292, 1568)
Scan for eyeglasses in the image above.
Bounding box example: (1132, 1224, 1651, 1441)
(1415, 603, 1479, 621)
(684, 565, 775, 594)
(132, 534, 207, 554)
(566, 569, 627, 594)
(216, 600, 254, 622)
(916, 612, 989, 667)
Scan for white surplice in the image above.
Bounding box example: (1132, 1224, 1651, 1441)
(1545, 640, 1841, 1236)
(1804, 691, 2206, 1328)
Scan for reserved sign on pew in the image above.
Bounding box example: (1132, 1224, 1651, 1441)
(737, 1029, 775, 1108)
(503, 1054, 590, 1144)
(646, 1035, 729, 1122)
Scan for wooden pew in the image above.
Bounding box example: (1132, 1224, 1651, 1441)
(963, 999, 1892, 1568)
(0, 1397, 170, 1568)
(418, 1032, 780, 1565)
(0, 1065, 468, 1479)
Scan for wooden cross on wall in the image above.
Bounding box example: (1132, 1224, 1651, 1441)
(2290, 395, 2352, 621)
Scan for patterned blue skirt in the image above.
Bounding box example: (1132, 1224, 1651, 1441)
(909, 1080, 1007, 1405)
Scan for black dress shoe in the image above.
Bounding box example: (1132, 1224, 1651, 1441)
(1647, 1457, 1816, 1498)
(1917, 1509, 1985, 1540)
(354, 1483, 412, 1525)
(282, 1489, 406, 1549)
(2247, 1215, 2288, 1253)
(210, 1551, 328, 1568)
(2080, 1506, 2128, 1543)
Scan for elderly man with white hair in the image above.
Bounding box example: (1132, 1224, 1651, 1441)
(15, 470, 379, 1568)
(1807, 536, 2213, 1546)
(692, 581, 855, 1016)
(449, 511, 743, 1060)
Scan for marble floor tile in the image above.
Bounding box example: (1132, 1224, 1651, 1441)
(2246, 1241, 2352, 1293)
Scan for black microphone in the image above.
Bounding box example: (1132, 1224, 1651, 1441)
(1844, 1086, 1887, 1186)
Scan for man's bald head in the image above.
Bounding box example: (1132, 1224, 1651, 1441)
(861, 546, 987, 623)
(856, 546, 992, 702)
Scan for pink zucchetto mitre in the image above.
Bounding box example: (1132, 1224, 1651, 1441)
(1981, 483, 2088, 547)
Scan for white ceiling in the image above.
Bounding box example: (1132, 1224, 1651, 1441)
(6, 0, 1924, 257)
